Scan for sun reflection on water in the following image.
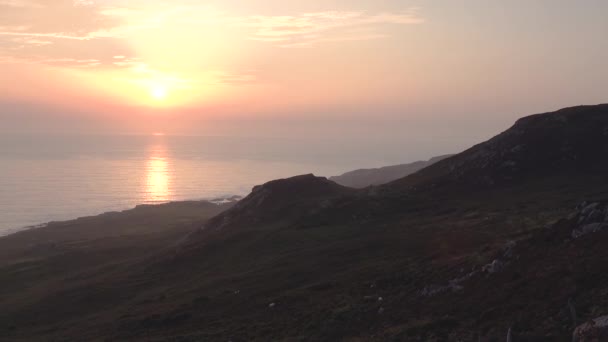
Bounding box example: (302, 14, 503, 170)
(145, 144, 172, 203)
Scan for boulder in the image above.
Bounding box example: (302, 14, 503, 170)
(482, 259, 503, 274)
(581, 203, 600, 216)
(573, 315, 608, 341)
(572, 223, 608, 239)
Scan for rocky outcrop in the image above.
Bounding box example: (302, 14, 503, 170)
(202, 174, 354, 230)
(571, 202, 608, 238)
(420, 241, 517, 297)
(389, 104, 608, 190)
(573, 315, 608, 341)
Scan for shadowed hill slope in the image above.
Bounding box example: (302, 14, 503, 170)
(202, 174, 355, 231)
(2, 105, 608, 341)
(388, 104, 608, 191)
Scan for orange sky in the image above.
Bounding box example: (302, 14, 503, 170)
(1, 0, 607, 137)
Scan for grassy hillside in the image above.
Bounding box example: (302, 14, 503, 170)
(2, 105, 608, 341)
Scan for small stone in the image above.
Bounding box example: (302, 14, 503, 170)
(482, 259, 503, 274)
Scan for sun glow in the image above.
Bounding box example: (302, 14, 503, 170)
(151, 85, 168, 100)
(51, 50, 237, 110)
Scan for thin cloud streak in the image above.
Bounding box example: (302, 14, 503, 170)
(186, 8, 424, 46)
(0, 2, 425, 53)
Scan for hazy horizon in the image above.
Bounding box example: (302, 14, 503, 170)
(0, 132, 462, 234)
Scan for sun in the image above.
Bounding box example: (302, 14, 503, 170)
(150, 85, 168, 100)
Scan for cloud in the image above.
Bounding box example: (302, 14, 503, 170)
(73, 0, 94, 6)
(0, 0, 43, 8)
(0, 0, 119, 38)
(9, 36, 53, 47)
(0, 1, 424, 49)
(181, 8, 424, 47)
(37, 57, 102, 68)
(0, 1, 424, 75)
(0, 0, 134, 68)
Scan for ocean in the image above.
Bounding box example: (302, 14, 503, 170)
(0, 133, 449, 236)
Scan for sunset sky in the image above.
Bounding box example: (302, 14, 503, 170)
(1, 0, 607, 141)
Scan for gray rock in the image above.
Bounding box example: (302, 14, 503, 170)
(573, 315, 608, 341)
(448, 282, 464, 292)
(578, 215, 587, 224)
(581, 203, 600, 216)
(510, 144, 525, 153)
(572, 223, 608, 238)
(420, 285, 446, 297)
(577, 201, 588, 211)
(503, 241, 516, 258)
(482, 259, 503, 274)
(586, 209, 604, 223)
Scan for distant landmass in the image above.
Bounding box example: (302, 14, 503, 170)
(3, 104, 608, 341)
(329, 155, 453, 188)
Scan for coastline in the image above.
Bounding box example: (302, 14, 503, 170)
(0, 195, 243, 238)
(0, 223, 49, 238)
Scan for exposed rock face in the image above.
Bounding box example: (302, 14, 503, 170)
(419, 241, 516, 297)
(571, 202, 608, 238)
(573, 315, 608, 341)
(329, 155, 453, 188)
(482, 259, 504, 274)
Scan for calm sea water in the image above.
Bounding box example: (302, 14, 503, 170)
(0, 134, 446, 236)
